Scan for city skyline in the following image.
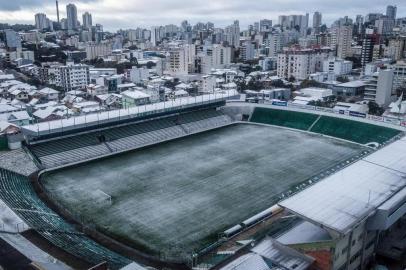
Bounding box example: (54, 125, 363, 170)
(0, 0, 404, 31)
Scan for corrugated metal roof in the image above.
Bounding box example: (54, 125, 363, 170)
(119, 262, 148, 270)
(252, 237, 314, 270)
(279, 159, 406, 234)
(220, 253, 271, 270)
(364, 140, 406, 174)
(277, 221, 331, 245)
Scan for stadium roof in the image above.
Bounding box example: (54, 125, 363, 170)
(220, 237, 313, 270)
(220, 253, 272, 270)
(363, 138, 406, 174)
(120, 262, 148, 270)
(276, 221, 331, 245)
(22, 90, 238, 136)
(251, 237, 314, 270)
(279, 138, 406, 235)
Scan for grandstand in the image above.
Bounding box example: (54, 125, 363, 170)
(310, 116, 401, 144)
(249, 107, 319, 130)
(28, 108, 232, 168)
(0, 168, 132, 269)
(250, 107, 402, 145)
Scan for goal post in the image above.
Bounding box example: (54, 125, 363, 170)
(94, 189, 112, 205)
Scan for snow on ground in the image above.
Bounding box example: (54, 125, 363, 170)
(41, 123, 365, 260)
(0, 199, 29, 233)
(0, 149, 38, 176)
(0, 233, 71, 269)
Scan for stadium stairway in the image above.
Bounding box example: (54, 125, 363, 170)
(0, 168, 133, 269)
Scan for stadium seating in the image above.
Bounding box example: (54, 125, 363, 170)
(29, 133, 100, 157)
(106, 125, 185, 153)
(250, 107, 319, 130)
(0, 168, 132, 269)
(181, 115, 232, 134)
(39, 144, 112, 168)
(309, 116, 402, 144)
(28, 108, 232, 168)
(250, 107, 402, 144)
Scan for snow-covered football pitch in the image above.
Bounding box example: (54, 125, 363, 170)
(41, 123, 366, 260)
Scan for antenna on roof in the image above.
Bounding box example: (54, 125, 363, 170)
(367, 190, 371, 207)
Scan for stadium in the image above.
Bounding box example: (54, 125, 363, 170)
(0, 92, 405, 270)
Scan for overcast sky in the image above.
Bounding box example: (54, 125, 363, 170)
(0, 0, 404, 31)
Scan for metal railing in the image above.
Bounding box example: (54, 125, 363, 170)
(26, 91, 238, 139)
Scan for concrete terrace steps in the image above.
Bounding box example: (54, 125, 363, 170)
(29, 109, 233, 169)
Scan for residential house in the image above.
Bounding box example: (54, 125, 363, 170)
(7, 111, 32, 126)
(122, 90, 150, 108)
(39, 87, 59, 101)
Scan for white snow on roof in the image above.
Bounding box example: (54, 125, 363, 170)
(122, 90, 150, 99)
(22, 90, 238, 135)
(119, 262, 148, 270)
(73, 101, 99, 108)
(28, 98, 39, 106)
(0, 104, 19, 113)
(0, 80, 22, 88)
(33, 107, 60, 119)
(334, 102, 368, 113)
(66, 90, 86, 97)
(277, 221, 331, 245)
(9, 111, 31, 121)
(117, 83, 136, 89)
(292, 99, 311, 105)
(252, 237, 314, 270)
(0, 74, 15, 80)
(173, 89, 188, 96)
(220, 253, 271, 270)
(39, 87, 59, 94)
(338, 80, 365, 88)
(8, 83, 36, 92)
(363, 139, 406, 174)
(34, 101, 58, 110)
(0, 121, 18, 133)
(175, 83, 189, 89)
(279, 159, 406, 234)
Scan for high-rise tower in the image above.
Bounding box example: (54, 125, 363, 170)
(56, 1, 60, 23)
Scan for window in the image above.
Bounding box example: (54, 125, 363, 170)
(350, 251, 361, 264)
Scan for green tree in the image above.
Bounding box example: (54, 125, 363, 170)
(146, 61, 156, 69)
(368, 101, 384, 116)
(300, 79, 321, 88)
(336, 76, 349, 83)
(270, 79, 287, 88)
(395, 85, 406, 99)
